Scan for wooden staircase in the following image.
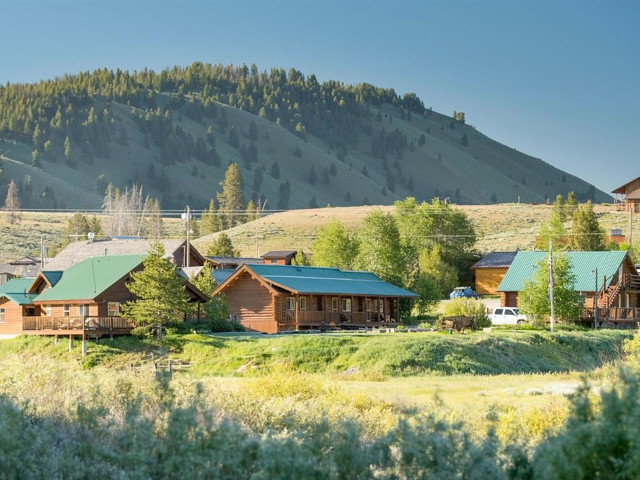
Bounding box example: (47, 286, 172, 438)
(597, 282, 622, 308)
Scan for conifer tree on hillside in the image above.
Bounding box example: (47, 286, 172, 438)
(217, 163, 245, 228)
(206, 232, 239, 257)
(570, 201, 605, 251)
(200, 199, 221, 235)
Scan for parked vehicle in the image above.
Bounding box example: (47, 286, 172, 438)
(449, 286, 479, 300)
(489, 307, 527, 325)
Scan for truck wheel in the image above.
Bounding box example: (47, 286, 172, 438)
(517, 320, 526, 325)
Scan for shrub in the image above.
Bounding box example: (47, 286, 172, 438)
(443, 298, 491, 328)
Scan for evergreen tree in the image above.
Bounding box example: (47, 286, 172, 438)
(201, 199, 221, 235)
(246, 199, 259, 221)
(571, 201, 605, 251)
(552, 194, 566, 222)
(217, 163, 245, 228)
(270, 161, 280, 179)
(248, 120, 258, 141)
(206, 232, 239, 257)
(566, 191, 578, 218)
(122, 242, 189, 341)
(228, 125, 240, 148)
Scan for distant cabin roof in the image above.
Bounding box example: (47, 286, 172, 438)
(207, 256, 264, 265)
(497, 251, 631, 292)
(230, 264, 418, 297)
(261, 250, 298, 259)
(35, 255, 145, 302)
(0, 277, 38, 305)
(471, 252, 518, 269)
(178, 266, 204, 281)
(45, 238, 187, 270)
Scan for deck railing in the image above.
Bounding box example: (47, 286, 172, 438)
(22, 316, 134, 332)
(279, 310, 395, 326)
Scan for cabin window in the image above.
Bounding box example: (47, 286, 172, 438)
(331, 298, 338, 311)
(63, 305, 70, 317)
(299, 297, 307, 311)
(77, 304, 88, 317)
(0, 308, 4, 323)
(285, 297, 295, 311)
(366, 299, 371, 312)
(341, 298, 352, 312)
(269, 259, 278, 264)
(108, 302, 121, 317)
(43, 305, 51, 316)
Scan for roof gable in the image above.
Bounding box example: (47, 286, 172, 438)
(0, 277, 38, 305)
(498, 251, 630, 292)
(34, 255, 145, 302)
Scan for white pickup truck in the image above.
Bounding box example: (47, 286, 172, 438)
(489, 307, 527, 325)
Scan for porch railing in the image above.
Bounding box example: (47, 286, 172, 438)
(22, 316, 134, 331)
(279, 310, 396, 326)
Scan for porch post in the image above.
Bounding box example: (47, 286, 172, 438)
(324, 295, 327, 324)
(396, 298, 400, 323)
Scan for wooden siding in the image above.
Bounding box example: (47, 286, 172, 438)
(475, 267, 508, 295)
(223, 272, 276, 333)
(0, 299, 25, 335)
(502, 292, 518, 307)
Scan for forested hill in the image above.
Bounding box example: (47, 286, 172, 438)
(0, 63, 610, 211)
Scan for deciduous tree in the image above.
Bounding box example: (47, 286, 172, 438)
(311, 218, 359, 270)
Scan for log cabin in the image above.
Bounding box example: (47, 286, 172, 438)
(212, 264, 419, 333)
(612, 176, 640, 212)
(0, 254, 208, 337)
(497, 250, 640, 326)
(471, 252, 517, 295)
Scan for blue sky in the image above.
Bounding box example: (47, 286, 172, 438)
(2, 0, 638, 194)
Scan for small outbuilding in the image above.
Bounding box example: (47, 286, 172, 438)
(471, 252, 517, 295)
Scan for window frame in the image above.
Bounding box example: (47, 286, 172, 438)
(63, 304, 70, 317)
(341, 298, 352, 312)
(285, 297, 295, 311)
(107, 302, 121, 317)
(0, 308, 5, 323)
(299, 296, 307, 311)
(331, 297, 338, 311)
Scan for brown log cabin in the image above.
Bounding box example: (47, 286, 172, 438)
(497, 251, 640, 327)
(0, 254, 208, 338)
(212, 264, 419, 333)
(612, 176, 640, 213)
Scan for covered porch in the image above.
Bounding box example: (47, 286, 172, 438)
(277, 294, 406, 331)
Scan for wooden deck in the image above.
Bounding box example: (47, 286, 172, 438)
(21, 316, 134, 337)
(579, 308, 640, 329)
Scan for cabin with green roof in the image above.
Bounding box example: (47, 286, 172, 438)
(213, 264, 419, 333)
(497, 251, 640, 324)
(0, 277, 38, 335)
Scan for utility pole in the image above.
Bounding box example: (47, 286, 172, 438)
(629, 204, 634, 257)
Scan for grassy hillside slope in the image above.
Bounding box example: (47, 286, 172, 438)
(0, 65, 610, 211)
(0, 202, 634, 262)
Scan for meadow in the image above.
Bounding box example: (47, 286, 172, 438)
(1, 329, 639, 478)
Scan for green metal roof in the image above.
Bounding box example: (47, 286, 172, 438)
(0, 277, 38, 305)
(35, 255, 144, 302)
(246, 265, 419, 297)
(497, 251, 629, 292)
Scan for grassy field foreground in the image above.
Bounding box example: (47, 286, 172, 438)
(0, 330, 639, 478)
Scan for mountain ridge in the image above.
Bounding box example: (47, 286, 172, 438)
(0, 63, 611, 211)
